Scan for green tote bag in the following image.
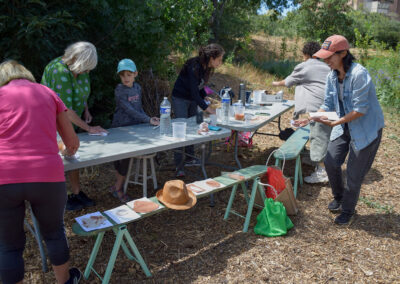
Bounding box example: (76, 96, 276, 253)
(254, 198, 294, 237)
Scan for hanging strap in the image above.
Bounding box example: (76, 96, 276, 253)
(258, 181, 278, 197)
(265, 149, 286, 173)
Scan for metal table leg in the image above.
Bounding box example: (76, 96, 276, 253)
(25, 205, 49, 272)
(233, 131, 242, 169)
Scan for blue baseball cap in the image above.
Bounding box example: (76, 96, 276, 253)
(117, 59, 137, 73)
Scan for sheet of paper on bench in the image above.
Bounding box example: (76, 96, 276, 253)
(104, 205, 141, 224)
(75, 211, 113, 232)
(309, 112, 339, 121)
(189, 178, 226, 195)
(126, 197, 164, 214)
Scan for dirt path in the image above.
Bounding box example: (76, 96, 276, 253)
(24, 76, 400, 283)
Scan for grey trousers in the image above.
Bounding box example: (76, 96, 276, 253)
(324, 127, 382, 214)
(309, 121, 332, 163)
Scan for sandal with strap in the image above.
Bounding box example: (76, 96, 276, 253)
(109, 186, 130, 203)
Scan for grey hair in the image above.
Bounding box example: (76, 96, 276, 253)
(62, 41, 98, 74)
(0, 60, 36, 86)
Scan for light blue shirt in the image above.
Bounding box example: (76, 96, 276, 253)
(321, 62, 385, 150)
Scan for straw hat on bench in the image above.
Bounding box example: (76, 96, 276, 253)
(156, 180, 196, 210)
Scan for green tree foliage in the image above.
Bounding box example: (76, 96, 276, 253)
(0, 0, 213, 126)
(294, 0, 354, 42)
(349, 10, 400, 49)
(209, 0, 292, 57)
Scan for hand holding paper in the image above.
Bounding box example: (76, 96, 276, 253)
(309, 112, 339, 121)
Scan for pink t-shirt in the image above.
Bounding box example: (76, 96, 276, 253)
(0, 79, 67, 185)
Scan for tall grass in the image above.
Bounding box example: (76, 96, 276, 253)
(356, 32, 400, 113)
(251, 59, 298, 79)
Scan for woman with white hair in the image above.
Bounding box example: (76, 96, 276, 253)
(0, 60, 81, 284)
(42, 41, 107, 211)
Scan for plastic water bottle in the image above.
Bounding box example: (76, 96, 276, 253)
(222, 90, 230, 124)
(160, 97, 171, 136)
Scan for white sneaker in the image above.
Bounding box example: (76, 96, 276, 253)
(304, 167, 329, 183)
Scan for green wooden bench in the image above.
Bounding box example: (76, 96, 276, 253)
(273, 125, 310, 197)
(72, 165, 268, 283)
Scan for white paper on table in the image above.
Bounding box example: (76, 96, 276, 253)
(126, 197, 164, 213)
(103, 205, 141, 224)
(89, 132, 108, 136)
(63, 153, 80, 160)
(75, 211, 113, 231)
(309, 112, 339, 121)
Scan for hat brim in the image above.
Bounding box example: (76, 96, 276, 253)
(156, 189, 197, 210)
(313, 49, 334, 59)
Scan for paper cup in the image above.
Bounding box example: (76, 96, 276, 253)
(172, 122, 186, 140)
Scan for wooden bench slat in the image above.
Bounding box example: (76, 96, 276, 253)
(273, 125, 310, 160)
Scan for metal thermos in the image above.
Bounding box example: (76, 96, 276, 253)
(196, 106, 204, 124)
(239, 83, 246, 106)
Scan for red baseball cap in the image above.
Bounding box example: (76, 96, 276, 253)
(313, 35, 350, 59)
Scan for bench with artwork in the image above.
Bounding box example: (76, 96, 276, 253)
(72, 164, 269, 284)
(273, 125, 310, 197)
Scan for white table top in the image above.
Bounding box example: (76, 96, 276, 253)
(217, 100, 294, 132)
(63, 118, 231, 171)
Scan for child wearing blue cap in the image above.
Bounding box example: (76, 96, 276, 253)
(110, 58, 160, 202)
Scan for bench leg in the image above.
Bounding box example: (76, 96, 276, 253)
(293, 156, 301, 197)
(241, 181, 250, 204)
(122, 228, 152, 277)
(224, 184, 239, 220)
(83, 231, 105, 280)
(243, 179, 258, 233)
(101, 227, 126, 284)
(275, 158, 281, 168)
(298, 156, 303, 186)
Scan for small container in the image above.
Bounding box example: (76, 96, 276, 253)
(216, 108, 222, 121)
(172, 122, 187, 140)
(234, 103, 245, 120)
(245, 113, 254, 124)
(209, 114, 217, 126)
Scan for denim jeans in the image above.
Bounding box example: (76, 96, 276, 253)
(172, 96, 198, 170)
(324, 127, 382, 214)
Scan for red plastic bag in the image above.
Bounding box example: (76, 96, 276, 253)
(260, 166, 286, 199)
(260, 149, 287, 199)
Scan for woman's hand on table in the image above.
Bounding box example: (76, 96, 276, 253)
(88, 126, 108, 134)
(150, 117, 160, 126)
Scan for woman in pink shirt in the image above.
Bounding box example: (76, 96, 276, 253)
(0, 60, 81, 284)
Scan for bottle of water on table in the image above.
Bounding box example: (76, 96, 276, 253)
(222, 91, 230, 124)
(160, 97, 171, 136)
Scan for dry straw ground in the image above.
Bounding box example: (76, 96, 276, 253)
(23, 36, 399, 283)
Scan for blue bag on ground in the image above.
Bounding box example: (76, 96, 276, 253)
(254, 198, 294, 237)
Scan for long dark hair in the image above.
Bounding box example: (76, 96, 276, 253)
(342, 51, 355, 73)
(181, 43, 224, 83)
(336, 50, 356, 78)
